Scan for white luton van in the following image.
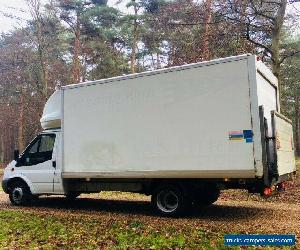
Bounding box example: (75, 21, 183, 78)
(2, 54, 296, 215)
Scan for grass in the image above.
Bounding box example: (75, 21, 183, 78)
(0, 210, 235, 250)
(0, 158, 298, 249)
(0, 209, 295, 250)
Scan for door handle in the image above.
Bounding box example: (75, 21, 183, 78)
(52, 161, 56, 168)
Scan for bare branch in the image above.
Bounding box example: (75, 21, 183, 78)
(246, 25, 273, 56)
(280, 50, 300, 64)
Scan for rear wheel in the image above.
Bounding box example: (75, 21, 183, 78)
(65, 191, 81, 200)
(9, 181, 32, 206)
(151, 184, 188, 216)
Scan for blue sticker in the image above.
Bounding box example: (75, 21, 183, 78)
(229, 130, 254, 143)
(246, 138, 253, 143)
(243, 130, 253, 139)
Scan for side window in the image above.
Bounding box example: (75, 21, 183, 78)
(29, 140, 39, 154)
(18, 134, 56, 166)
(39, 135, 55, 153)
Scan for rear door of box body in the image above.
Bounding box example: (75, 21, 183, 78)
(272, 112, 296, 177)
(256, 62, 296, 184)
(256, 69, 278, 179)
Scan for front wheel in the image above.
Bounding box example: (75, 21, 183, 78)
(151, 184, 188, 216)
(9, 181, 32, 206)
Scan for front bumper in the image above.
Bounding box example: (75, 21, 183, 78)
(1, 179, 9, 193)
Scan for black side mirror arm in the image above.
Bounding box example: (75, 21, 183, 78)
(14, 150, 20, 161)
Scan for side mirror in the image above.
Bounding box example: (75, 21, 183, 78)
(14, 150, 20, 161)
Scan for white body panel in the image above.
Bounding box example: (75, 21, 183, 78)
(3, 160, 54, 195)
(3, 160, 38, 194)
(62, 55, 260, 178)
(40, 90, 62, 130)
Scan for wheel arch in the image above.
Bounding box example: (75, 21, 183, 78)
(6, 176, 35, 194)
(147, 179, 191, 197)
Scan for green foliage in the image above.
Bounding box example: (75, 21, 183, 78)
(111, 225, 185, 249)
(0, 0, 299, 162)
(141, 0, 167, 14)
(282, 55, 300, 111)
(0, 210, 239, 249)
(92, 0, 108, 4)
(0, 209, 264, 249)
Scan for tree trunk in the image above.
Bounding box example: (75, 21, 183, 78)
(270, 0, 287, 103)
(72, 12, 81, 83)
(131, 0, 138, 74)
(0, 131, 4, 164)
(295, 96, 300, 156)
(27, 0, 49, 99)
(18, 92, 25, 152)
(202, 0, 212, 60)
(82, 53, 87, 82)
(156, 53, 161, 69)
(36, 18, 48, 98)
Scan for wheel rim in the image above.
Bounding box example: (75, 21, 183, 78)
(157, 190, 179, 213)
(12, 187, 24, 204)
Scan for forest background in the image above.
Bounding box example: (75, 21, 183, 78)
(0, 0, 299, 164)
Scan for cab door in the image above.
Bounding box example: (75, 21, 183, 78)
(52, 132, 64, 194)
(16, 134, 56, 193)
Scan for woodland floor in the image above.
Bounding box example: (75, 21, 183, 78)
(0, 161, 299, 249)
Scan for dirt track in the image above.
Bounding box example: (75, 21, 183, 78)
(1, 169, 299, 247)
(0, 189, 299, 239)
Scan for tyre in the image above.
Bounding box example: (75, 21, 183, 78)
(9, 181, 32, 206)
(65, 191, 81, 200)
(193, 185, 220, 206)
(151, 184, 188, 216)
